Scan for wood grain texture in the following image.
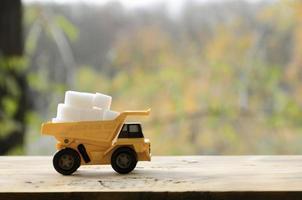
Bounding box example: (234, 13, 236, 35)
(0, 156, 302, 199)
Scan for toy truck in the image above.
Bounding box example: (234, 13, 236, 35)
(41, 109, 151, 175)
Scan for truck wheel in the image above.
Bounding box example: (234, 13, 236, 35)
(111, 147, 137, 174)
(53, 148, 81, 175)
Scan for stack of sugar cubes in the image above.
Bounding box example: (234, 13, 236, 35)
(52, 91, 120, 123)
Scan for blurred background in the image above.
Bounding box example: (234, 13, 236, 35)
(1, 0, 302, 155)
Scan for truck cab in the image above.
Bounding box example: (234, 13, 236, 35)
(118, 123, 144, 138)
(113, 123, 151, 164)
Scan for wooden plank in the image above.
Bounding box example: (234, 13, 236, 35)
(0, 156, 302, 199)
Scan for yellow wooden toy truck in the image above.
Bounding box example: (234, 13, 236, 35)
(41, 109, 151, 175)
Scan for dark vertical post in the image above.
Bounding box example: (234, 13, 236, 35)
(0, 0, 29, 154)
(0, 0, 23, 56)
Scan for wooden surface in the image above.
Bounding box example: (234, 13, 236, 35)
(1, 156, 302, 200)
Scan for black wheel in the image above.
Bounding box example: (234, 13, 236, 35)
(53, 148, 81, 175)
(111, 147, 137, 174)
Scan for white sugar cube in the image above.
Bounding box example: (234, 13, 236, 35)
(52, 118, 65, 123)
(53, 91, 118, 123)
(56, 103, 78, 121)
(103, 110, 120, 120)
(56, 103, 103, 122)
(81, 107, 104, 121)
(64, 91, 94, 108)
(93, 93, 112, 110)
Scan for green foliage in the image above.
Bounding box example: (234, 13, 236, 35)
(2, 97, 18, 117)
(0, 56, 28, 154)
(0, 57, 28, 72)
(54, 15, 78, 42)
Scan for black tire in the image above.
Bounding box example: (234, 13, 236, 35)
(111, 147, 137, 174)
(53, 148, 81, 175)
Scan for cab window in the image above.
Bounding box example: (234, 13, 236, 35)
(129, 124, 139, 133)
(118, 124, 144, 138)
(121, 124, 127, 132)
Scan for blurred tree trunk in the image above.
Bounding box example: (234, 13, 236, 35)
(0, 0, 29, 154)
